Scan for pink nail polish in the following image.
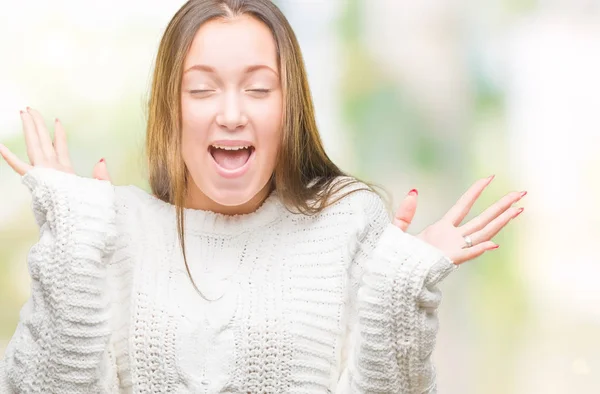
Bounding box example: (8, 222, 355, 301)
(490, 244, 500, 250)
(520, 191, 527, 198)
(487, 174, 495, 183)
(408, 189, 418, 196)
(99, 158, 105, 163)
(514, 207, 524, 217)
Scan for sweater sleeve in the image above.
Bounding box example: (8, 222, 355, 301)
(0, 167, 120, 393)
(337, 191, 458, 394)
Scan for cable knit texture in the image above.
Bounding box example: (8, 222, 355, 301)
(0, 168, 458, 393)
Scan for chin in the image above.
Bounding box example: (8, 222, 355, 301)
(206, 184, 258, 207)
(200, 172, 272, 208)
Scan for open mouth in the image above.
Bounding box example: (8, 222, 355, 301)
(208, 144, 256, 176)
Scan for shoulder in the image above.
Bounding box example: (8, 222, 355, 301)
(114, 184, 149, 216)
(303, 176, 392, 249)
(108, 184, 173, 265)
(113, 184, 171, 231)
(328, 176, 391, 235)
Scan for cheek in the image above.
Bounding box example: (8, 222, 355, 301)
(181, 99, 212, 144)
(250, 97, 283, 155)
(180, 105, 213, 170)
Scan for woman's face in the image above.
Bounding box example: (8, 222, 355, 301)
(180, 15, 283, 213)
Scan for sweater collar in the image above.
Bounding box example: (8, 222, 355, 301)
(146, 189, 287, 235)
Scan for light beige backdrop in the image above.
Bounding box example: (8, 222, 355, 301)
(1, 1, 599, 393)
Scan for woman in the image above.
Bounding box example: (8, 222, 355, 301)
(0, 0, 525, 393)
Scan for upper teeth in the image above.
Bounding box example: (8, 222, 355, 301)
(211, 145, 251, 151)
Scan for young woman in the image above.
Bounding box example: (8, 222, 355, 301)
(0, 0, 525, 393)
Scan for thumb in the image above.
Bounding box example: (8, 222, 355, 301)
(392, 189, 418, 232)
(92, 158, 111, 182)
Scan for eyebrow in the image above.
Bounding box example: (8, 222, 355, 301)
(183, 64, 278, 76)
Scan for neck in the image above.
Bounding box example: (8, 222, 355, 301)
(184, 182, 272, 215)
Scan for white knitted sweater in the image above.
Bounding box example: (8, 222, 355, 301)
(0, 167, 457, 393)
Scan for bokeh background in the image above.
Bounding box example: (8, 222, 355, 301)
(1, 0, 599, 392)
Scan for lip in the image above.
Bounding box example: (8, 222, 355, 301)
(210, 146, 256, 179)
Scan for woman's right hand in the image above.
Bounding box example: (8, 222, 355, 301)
(0, 107, 111, 181)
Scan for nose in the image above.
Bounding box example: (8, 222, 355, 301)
(216, 90, 248, 131)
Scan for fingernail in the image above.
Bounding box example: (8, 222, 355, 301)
(487, 174, 495, 183)
(514, 207, 524, 217)
(408, 188, 418, 196)
(26, 106, 30, 111)
(19, 110, 23, 115)
(520, 191, 527, 198)
(99, 158, 105, 163)
(490, 244, 500, 250)
(55, 118, 59, 123)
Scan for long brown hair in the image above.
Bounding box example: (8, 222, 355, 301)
(145, 0, 388, 291)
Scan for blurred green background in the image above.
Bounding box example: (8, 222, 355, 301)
(1, 1, 599, 392)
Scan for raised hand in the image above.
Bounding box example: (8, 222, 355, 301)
(393, 175, 526, 265)
(0, 107, 110, 181)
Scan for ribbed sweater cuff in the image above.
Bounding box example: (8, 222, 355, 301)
(22, 168, 116, 242)
(356, 223, 457, 392)
(15, 167, 117, 386)
(359, 223, 456, 310)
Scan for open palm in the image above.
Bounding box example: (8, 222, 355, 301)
(0, 107, 110, 180)
(393, 175, 526, 265)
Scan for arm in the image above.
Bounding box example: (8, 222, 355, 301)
(0, 167, 119, 393)
(338, 191, 457, 394)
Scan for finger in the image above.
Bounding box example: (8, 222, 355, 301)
(450, 241, 498, 265)
(53, 118, 72, 169)
(392, 189, 418, 232)
(464, 207, 524, 246)
(0, 144, 32, 175)
(27, 107, 56, 161)
(92, 158, 111, 182)
(442, 175, 494, 227)
(20, 110, 43, 165)
(459, 190, 527, 235)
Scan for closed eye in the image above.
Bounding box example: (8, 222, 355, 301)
(246, 89, 272, 98)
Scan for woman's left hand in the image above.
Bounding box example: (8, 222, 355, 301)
(392, 175, 526, 266)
